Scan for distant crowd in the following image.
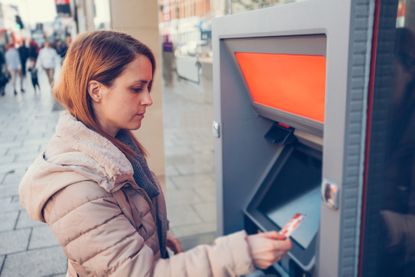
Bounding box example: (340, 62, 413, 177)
(0, 36, 72, 96)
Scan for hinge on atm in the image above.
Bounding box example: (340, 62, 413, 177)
(212, 121, 221, 138)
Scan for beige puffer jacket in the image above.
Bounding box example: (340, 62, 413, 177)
(19, 112, 254, 277)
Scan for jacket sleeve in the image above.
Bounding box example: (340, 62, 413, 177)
(151, 231, 254, 277)
(44, 181, 254, 277)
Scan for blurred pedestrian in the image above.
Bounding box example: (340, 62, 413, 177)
(162, 35, 175, 86)
(18, 40, 29, 79)
(37, 41, 58, 86)
(28, 39, 39, 62)
(55, 39, 68, 64)
(0, 48, 8, 96)
(19, 31, 292, 277)
(28, 59, 40, 92)
(5, 43, 23, 95)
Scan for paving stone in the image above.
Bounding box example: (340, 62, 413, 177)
(165, 164, 180, 176)
(0, 142, 21, 150)
(0, 155, 16, 165)
(0, 163, 28, 176)
(0, 197, 21, 213)
(0, 169, 26, 184)
(194, 186, 216, 202)
(6, 147, 40, 156)
(0, 183, 19, 198)
(165, 189, 203, 207)
(192, 202, 216, 222)
(29, 225, 59, 249)
(0, 229, 31, 255)
(1, 247, 67, 277)
(168, 205, 203, 227)
(166, 153, 195, 164)
(1, 172, 24, 186)
(21, 139, 45, 147)
(0, 211, 19, 232)
(175, 163, 213, 175)
(0, 144, 9, 152)
(165, 145, 192, 156)
(16, 210, 45, 229)
(180, 231, 216, 251)
(14, 153, 39, 163)
(171, 221, 217, 238)
(171, 174, 215, 190)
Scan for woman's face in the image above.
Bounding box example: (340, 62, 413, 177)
(92, 55, 153, 137)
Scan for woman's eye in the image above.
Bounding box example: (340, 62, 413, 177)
(131, 87, 143, 93)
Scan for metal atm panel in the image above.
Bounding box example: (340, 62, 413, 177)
(213, 1, 376, 276)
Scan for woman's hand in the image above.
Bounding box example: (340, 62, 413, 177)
(166, 231, 183, 254)
(246, 231, 292, 269)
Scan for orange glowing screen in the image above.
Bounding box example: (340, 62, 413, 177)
(235, 52, 326, 123)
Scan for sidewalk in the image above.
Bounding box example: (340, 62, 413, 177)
(162, 76, 217, 248)
(0, 74, 66, 276)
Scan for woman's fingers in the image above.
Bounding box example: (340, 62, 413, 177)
(173, 238, 183, 253)
(260, 231, 286, 240)
(254, 253, 283, 269)
(272, 238, 292, 251)
(166, 231, 183, 254)
(247, 233, 293, 269)
(166, 235, 183, 254)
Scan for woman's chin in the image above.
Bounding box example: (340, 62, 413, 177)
(127, 121, 142, 130)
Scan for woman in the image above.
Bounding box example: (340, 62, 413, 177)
(5, 43, 23, 95)
(19, 31, 291, 276)
(36, 41, 58, 86)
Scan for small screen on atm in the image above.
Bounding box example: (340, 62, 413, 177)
(235, 52, 326, 123)
(258, 148, 321, 249)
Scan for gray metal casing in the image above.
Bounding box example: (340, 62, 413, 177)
(212, 0, 375, 276)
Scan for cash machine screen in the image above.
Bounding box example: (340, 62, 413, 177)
(258, 148, 321, 249)
(235, 52, 326, 124)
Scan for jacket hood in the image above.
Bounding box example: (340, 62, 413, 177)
(19, 111, 134, 222)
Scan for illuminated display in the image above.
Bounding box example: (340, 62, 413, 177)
(235, 52, 326, 123)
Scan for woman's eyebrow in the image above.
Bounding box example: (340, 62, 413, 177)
(131, 80, 151, 85)
(131, 80, 151, 86)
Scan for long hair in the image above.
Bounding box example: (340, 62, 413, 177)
(53, 30, 156, 160)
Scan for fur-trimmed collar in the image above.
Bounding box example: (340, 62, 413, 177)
(51, 111, 134, 192)
(19, 111, 135, 222)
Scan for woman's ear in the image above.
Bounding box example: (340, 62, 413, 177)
(88, 80, 102, 103)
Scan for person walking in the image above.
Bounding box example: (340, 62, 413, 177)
(18, 40, 29, 81)
(5, 43, 23, 95)
(0, 48, 8, 96)
(28, 39, 39, 62)
(36, 41, 58, 86)
(19, 31, 291, 276)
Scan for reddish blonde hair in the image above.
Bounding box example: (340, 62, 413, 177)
(53, 31, 156, 159)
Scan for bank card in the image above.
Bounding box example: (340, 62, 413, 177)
(279, 213, 304, 238)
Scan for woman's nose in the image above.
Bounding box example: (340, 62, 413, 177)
(140, 90, 153, 106)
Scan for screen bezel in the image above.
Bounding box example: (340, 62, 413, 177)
(224, 34, 327, 137)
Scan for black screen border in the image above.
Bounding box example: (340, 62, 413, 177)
(244, 142, 322, 270)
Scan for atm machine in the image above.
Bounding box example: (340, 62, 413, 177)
(213, 0, 414, 276)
